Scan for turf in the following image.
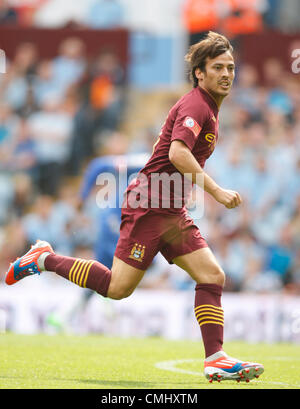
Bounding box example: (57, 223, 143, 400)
(0, 333, 299, 389)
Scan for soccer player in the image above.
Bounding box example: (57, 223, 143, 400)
(6, 32, 264, 383)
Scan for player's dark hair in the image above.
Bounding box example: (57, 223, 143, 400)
(185, 31, 234, 88)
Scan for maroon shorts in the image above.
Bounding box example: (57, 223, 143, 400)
(114, 206, 208, 270)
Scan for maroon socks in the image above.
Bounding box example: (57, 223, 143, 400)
(43, 254, 223, 357)
(194, 283, 224, 358)
(44, 254, 112, 297)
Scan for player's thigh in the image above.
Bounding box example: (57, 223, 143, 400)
(172, 247, 225, 286)
(107, 256, 146, 299)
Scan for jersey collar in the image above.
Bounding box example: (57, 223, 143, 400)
(197, 86, 219, 115)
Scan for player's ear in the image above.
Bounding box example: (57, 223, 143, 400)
(195, 67, 205, 81)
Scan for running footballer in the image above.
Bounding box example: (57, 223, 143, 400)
(6, 32, 264, 383)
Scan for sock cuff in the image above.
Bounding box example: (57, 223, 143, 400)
(37, 252, 51, 271)
(44, 253, 68, 272)
(195, 283, 223, 297)
(204, 350, 226, 362)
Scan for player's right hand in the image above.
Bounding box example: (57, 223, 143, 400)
(213, 188, 242, 209)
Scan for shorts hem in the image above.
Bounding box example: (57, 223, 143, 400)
(163, 242, 209, 264)
(114, 250, 150, 271)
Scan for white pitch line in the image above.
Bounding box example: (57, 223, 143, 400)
(155, 359, 300, 388)
(155, 359, 204, 376)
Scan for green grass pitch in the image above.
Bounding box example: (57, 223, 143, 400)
(0, 333, 299, 389)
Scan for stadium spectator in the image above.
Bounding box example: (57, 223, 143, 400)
(232, 64, 262, 120)
(0, 63, 30, 113)
(0, 173, 14, 225)
(6, 117, 37, 176)
(11, 42, 38, 83)
(0, 42, 38, 115)
(32, 60, 59, 107)
(21, 195, 70, 254)
(52, 37, 86, 97)
(288, 195, 300, 250)
(275, 0, 300, 33)
(89, 48, 126, 131)
(11, 173, 34, 217)
(0, 0, 18, 25)
(267, 89, 293, 117)
(20, 188, 95, 257)
(182, 0, 267, 46)
(263, 0, 280, 28)
(11, 0, 47, 26)
(182, 0, 220, 45)
(214, 228, 266, 291)
(26, 93, 73, 195)
(0, 103, 20, 167)
(220, 0, 267, 39)
(247, 155, 280, 220)
(68, 49, 126, 175)
(264, 225, 294, 281)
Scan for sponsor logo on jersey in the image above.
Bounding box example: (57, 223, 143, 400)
(205, 133, 216, 152)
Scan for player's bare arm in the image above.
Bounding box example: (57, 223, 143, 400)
(169, 139, 242, 209)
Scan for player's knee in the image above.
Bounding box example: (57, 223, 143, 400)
(208, 264, 225, 287)
(107, 285, 134, 300)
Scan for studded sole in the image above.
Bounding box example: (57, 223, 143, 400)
(206, 365, 264, 383)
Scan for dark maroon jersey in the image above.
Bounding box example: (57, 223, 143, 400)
(125, 86, 219, 213)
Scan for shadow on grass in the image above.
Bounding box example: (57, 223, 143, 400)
(58, 377, 199, 389)
(66, 378, 159, 388)
(0, 375, 194, 389)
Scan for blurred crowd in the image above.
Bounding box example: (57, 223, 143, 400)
(203, 60, 300, 294)
(0, 37, 127, 275)
(0, 0, 299, 295)
(0, 0, 299, 34)
(0, 35, 299, 295)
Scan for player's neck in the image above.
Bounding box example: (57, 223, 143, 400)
(198, 85, 224, 110)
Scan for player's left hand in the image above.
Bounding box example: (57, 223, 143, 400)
(213, 187, 242, 209)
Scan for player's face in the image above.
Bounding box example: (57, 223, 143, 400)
(196, 51, 235, 99)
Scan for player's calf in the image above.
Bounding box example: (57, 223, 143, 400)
(44, 253, 112, 296)
(5, 240, 112, 297)
(106, 257, 145, 300)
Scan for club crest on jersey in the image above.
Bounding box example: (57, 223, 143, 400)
(183, 116, 201, 137)
(129, 243, 145, 262)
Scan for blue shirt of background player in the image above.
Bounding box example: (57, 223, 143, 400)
(80, 154, 149, 268)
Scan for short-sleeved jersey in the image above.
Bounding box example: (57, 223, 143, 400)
(126, 86, 219, 214)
